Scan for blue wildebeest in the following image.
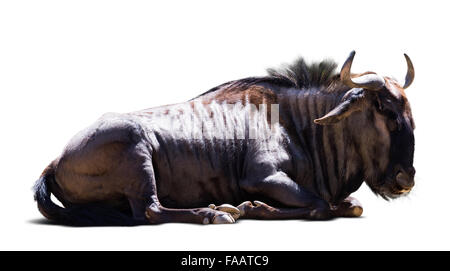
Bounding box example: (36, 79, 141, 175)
(34, 51, 416, 225)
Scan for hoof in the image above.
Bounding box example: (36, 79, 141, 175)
(350, 206, 363, 217)
(212, 213, 235, 224)
(215, 204, 240, 220)
(253, 200, 266, 207)
(208, 203, 241, 220)
(237, 201, 253, 217)
(346, 197, 363, 217)
(334, 197, 364, 217)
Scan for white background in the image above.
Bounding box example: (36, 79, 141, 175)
(0, 0, 448, 250)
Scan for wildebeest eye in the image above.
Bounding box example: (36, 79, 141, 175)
(374, 96, 397, 120)
(375, 98, 400, 130)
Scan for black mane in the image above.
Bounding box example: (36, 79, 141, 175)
(194, 57, 340, 99)
(266, 57, 339, 89)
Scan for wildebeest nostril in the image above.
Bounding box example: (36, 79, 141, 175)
(396, 172, 415, 189)
(408, 167, 416, 177)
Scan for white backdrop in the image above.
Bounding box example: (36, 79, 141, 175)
(0, 0, 448, 250)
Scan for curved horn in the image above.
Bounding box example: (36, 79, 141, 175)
(403, 53, 415, 89)
(340, 51, 385, 90)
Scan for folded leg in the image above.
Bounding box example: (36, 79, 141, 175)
(237, 200, 331, 220)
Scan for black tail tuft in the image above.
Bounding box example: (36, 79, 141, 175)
(33, 171, 69, 223)
(33, 166, 143, 226)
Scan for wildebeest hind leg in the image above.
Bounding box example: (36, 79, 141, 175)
(145, 203, 236, 224)
(134, 146, 235, 224)
(236, 201, 331, 220)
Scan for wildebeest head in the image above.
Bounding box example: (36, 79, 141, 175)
(314, 51, 415, 199)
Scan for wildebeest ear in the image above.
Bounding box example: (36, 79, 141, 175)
(314, 88, 365, 125)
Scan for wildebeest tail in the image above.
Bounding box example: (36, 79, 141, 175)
(33, 163, 141, 226)
(33, 164, 69, 223)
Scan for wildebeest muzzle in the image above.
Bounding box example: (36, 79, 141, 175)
(394, 166, 415, 194)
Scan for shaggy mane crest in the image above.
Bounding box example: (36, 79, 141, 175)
(194, 56, 342, 99)
(266, 57, 339, 89)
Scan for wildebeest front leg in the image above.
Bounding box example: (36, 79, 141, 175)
(146, 201, 237, 225)
(239, 171, 331, 220)
(143, 184, 237, 225)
